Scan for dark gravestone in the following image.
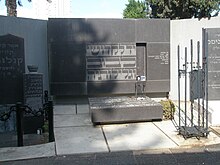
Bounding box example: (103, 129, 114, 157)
(206, 28, 220, 100)
(23, 73, 44, 134)
(0, 34, 25, 104)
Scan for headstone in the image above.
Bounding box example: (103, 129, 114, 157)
(0, 34, 25, 104)
(23, 72, 44, 134)
(206, 28, 220, 100)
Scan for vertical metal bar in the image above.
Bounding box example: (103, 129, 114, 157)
(177, 45, 181, 132)
(185, 47, 187, 130)
(197, 41, 201, 129)
(202, 29, 205, 128)
(48, 100, 55, 142)
(205, 31, 209, 135)
(16, 102, 23, 147)
(190, 39, 194, 127)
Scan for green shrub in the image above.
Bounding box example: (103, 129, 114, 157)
(160, 99, 176, 120)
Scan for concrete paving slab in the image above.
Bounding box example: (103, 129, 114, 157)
(0, 142, 55, 162)
(154, 120, 220, 147)
(54, 113, 92, 128)
(76, 104, 90, 114)
(54, 126, 108, 155)
(102, 122, 178, 152)
(54, 105, 76, 115)
(54, 114, 75, 128)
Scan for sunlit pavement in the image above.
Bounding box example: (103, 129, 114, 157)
(1, 103, 220, 163)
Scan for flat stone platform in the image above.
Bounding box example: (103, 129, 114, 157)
(89, 96, 163, 124)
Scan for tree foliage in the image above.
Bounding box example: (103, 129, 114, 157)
(1, 0, 51, 17)
(123, 0, 148, 18)
(123, 0, 220, 19)
(147, 0, 220, 19)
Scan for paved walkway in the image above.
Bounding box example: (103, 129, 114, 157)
(1, 102, 220, 162)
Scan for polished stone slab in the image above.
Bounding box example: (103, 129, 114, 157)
(89, 96, 163, 124)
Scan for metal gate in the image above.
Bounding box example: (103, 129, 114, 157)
(177, 38, 209, 139)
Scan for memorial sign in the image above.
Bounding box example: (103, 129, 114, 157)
(206, 28, 220, 100)
(147, 43, 170, 80)
(86, 43, 136, 81)
(0, 34, 25, 104)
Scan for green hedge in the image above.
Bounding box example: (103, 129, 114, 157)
(160, 99, 176, 120)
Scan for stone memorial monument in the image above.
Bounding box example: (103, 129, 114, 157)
(0, 34, 25, 104)
(48, 19, 170, 123)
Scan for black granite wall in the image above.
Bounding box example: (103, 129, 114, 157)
(48, 18, 170, 96)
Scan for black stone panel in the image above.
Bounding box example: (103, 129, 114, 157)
(86, 19, 135, 43)
(147, 42, 170, 80)
(135, 19, 170, 43)
(87, 81, 135, 95)
(48, 18, 87, 43)
(206, 28, 220, 100)
(145, 80, 170, 93)
(49, 42, 86, 83)
(0, 34, 25, 104)
(50, 82, 87, 95)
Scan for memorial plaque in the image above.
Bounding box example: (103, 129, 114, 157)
(0, 34, 25, 104)
(23, 73, 43, 112)
(86, 43, 136, 81)
(147, 43, 170, 80)
(206, 28, 220, 100)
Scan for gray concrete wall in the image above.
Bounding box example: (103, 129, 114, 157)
(0, 16, 49, 92)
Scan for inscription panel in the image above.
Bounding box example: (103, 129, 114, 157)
(24, 74, 43, 112)
(147, 43, 170, 80)
(0, 34, 25, 104)
(86, 43, 136, 81)
(206, 28, 220, 100)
